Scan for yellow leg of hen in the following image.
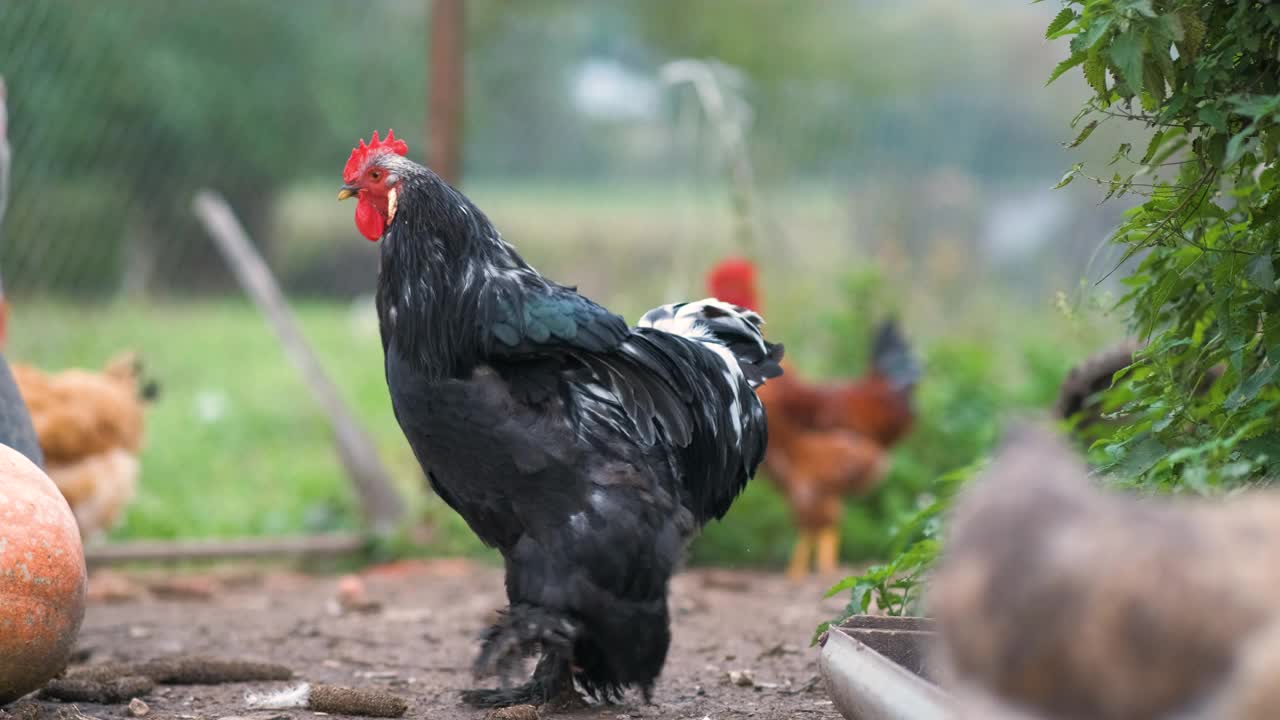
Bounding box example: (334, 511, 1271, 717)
(815, 526, 841, 575)
(786, 531, 814, 580)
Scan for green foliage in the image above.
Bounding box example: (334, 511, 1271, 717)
(823, 0, 1280, 628)
(1046, 0, 1280, 491)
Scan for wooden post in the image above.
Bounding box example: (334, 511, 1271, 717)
(427, 0, 465, 186)
(193, 190, 405, 534)
(0, 73, 9, 234)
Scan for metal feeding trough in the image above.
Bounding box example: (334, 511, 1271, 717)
(819, 615, 952, 720)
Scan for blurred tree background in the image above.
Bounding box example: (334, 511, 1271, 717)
(0, 0, 1128, 565)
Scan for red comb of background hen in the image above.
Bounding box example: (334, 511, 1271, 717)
(706, 257, 761, 312)
(343, 129, 409, 184)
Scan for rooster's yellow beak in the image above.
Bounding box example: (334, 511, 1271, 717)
(337, 186, 357, 201)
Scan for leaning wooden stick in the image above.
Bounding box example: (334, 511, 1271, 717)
(193, 190, 403, 533)
(84, 532, 367, 566)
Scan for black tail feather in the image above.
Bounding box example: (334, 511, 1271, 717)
(1055, 340, 1141, 426)
(572, 594, 670, 704)
(871, 318, 919, 391)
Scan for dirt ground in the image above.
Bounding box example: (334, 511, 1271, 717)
(10, 559, 851, 720)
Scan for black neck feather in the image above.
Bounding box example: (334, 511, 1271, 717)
(374, 161, 534, 380)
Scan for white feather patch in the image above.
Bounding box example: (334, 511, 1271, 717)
(245, 683, 312, 709)
(638, 298, 760, 441)
(707, 344, 746, 440)
(387, 186, 399, 222)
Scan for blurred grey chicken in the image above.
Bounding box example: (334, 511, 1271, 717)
(0, 74, 45, 468)
(931, 426, 1280, 720)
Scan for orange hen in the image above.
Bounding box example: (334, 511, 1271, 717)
(707, 258, 920, 578)
(9, 353, 158, 540)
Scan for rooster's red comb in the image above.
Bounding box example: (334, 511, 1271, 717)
(706, 257, 761, 312)
(707, 257, 757, 286)
(343, 129, 409, 184)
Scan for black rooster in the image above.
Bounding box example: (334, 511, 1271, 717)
(338, 131, 784, 707)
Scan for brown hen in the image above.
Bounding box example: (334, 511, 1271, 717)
(707, 258, 919, 578)
(10, 353, 158, 539)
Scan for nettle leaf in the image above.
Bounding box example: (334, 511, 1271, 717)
(825, 563, 890, 598)
(1141, 127, 1181, 165)
(1227, 94, 1280, 120)
(1069, 120, 1101, 148)
(1104, 172, 1124, 201)
(1084, 52, 1109, 98)
(1225, 126, 1257, 168)
(1207, 133, 1228, 167)
(1048, 52, 1087, 86)
(1119, 0, 1157, 19)
(1240, 433, 1280, 467)
(1110, 143, 1133, 165)
(1107, 435, 1168, 477)
(1046, 7, 1076, 39)
(1055, 162, 1084, 189)
(1142, 57, 1166, 107)
(1108, 30, 1146, 96)
(850, 581, 876, 614)
(1070, 104, 1094, 129)
(1247, 252, 1276, 292)
(1198, 105, 1228, 133)
(1072, 14, 1115, 54)
(1227, 363, 1280, 410)
(1242, 27, 1262, 54)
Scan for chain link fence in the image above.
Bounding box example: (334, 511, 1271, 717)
(0, 0, 426, 299)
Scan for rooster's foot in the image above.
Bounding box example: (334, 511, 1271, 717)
(463, 643, 577, 708)
(471, 604, 579, 687)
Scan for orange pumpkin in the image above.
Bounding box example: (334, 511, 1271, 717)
(0, 443, 87, 704)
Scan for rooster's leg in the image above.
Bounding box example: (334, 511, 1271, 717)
(815, 526, 841, 575)
(462, 604, 581, 707)
(461, 648, 578, 708)
(786, 531, 814, 580)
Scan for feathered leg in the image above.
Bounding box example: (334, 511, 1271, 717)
(787, 530, 815, 580)
(461, 604, 581, 708)
(815, 525, 841, 575)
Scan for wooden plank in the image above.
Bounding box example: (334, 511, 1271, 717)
(85, 533, 367, 565)
(193, 190, 404, 533)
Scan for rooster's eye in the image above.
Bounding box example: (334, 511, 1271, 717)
(370, 170, 382, 181)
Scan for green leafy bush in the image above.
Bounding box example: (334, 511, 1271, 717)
(1049, 0, 1280, 490)
(824, 0, 1280, 630)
